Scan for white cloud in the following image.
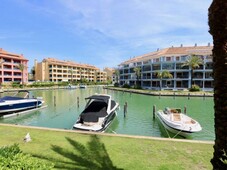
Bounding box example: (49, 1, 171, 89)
(11, 0, 212, 68)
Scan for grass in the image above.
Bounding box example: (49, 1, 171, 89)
(0, 124, 213, 170)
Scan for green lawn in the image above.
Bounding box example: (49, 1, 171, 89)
(0, 124, 213, 170)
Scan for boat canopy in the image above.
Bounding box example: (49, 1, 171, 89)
(85, 95, 110, 104)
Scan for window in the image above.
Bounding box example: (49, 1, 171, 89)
(153, 58, 160, 62)
(162, 63, 174, 70)
(152, 64, 161, 70)
(166, 57, 171, 61)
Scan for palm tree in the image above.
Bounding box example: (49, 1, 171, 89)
(182, 54, 203, 89)
(17, 63, 27, 88)
(68, 68, 73, 84)
(209, 0, 227, 168)
(156, 70, 173, 90)
(133, 67, 141, 87)
(30, 66, 35, 80)
(0, 59, 5, 86)
(114, 69, 120, 84)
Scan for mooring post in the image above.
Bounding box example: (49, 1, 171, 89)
(123, 102, 128, 118)
(173, 92, 175, 99)
(153, 105, 156, 119)
(188, 93, 190, 100)
(159, 93, 161, 99)
(54, 96, 56, 107)
(77, 97, 79, 108)
(203, 93, 205, 100)
(184, 105, 187, 114)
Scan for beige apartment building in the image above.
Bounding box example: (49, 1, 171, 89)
(34, 58, 107, 83)
(103, 67, 116, 83)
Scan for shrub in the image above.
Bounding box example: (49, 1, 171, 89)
(0, 144, 54, 169)
(133, 85, 142, 89)
(122, 84, 130, 88)
(114, 83, 119, 87)
(189, 84, 200, 92)
(11, 82, 21, 88)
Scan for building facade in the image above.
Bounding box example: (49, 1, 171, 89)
(0, 48, 28, 84)
(35, 58, 107, 83)
(103, 67, 116, 83)
(118, 44, 213, 91)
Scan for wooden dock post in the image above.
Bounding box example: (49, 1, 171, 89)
(54, 96, 56, 107)
(184, 105, 187, 114)
(123, 102, 128, 118)
(159, 93, 161, 99)
(153, 105, 156, 119)
(203, 93, 205, 100)
(173, 92, 175, 99)
(77, 97, 79, 108)
(188, 93, 190, 100)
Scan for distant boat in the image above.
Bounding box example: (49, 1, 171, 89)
(73, 94, 119, 132)
(79, 84, 87, 88)
(67, 84, 77, 89)
(156, 107, 202, 137)
(0, 90, 44, 115)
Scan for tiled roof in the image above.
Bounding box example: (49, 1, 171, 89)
(0, 48, 28, 61)
(120, 45, 213, 65)
(43, 58, 99, 70)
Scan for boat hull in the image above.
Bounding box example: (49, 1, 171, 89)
(0, 100, 43, 115)
(74, 110, 117, 132)
(156, 110, 201, 137)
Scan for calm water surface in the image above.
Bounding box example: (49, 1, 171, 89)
(0, 87, 214, 141)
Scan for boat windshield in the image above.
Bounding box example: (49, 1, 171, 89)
(13, 91, 29, 98)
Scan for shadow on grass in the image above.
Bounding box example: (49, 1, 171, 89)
(34, 135, 123, 170)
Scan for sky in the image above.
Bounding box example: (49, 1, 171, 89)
(0, 0, 213, 71)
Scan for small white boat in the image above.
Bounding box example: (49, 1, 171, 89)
(67, 84, 77, 89)
(0, 90, 44, 115)
(73, 94, 119, 132)
(156, 107, 202, 137)
(79, 84, 86, 88)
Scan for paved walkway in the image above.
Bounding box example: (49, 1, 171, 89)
(104, 87, 213, 97)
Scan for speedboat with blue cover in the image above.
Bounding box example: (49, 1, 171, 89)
(0, 90, 44, 115)
(73, 94, 119, 132)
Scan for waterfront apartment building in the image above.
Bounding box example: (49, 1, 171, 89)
(0, 48, 28, 84)
(118, 44, 213, 91)
(35, 58, 107, 83)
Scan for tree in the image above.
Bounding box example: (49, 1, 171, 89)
(0, 59, 5, 85)
(114, 69, 120, 83)
(182, 55, 203, 89)
(30, 66, 35, 79)
(17, 63, 27, 87)
(133, 67, 141, 87)
(209, 1, 227, 169)
(156, 70, 173, 90)
(68, 68, 73, 84)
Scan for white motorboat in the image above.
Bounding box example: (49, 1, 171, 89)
(73, 94, 119, 132)
(156, 107, 202, 137)
(79, 84, 86, 88)
(0, 90, 44, 115)
(67, 84, 77, 89)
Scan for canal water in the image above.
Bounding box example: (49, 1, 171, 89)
(0, 87, 214, 141)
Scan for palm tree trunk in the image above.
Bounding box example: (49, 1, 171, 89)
(190, 69, 193, 89)
(209, 0, 227, 168)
